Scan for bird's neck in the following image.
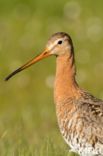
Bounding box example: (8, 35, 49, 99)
(54, 53, 80, 104)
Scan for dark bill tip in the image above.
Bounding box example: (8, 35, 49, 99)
(4, 68, 22, 81)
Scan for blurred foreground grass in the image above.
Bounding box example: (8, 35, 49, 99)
(0, 0, 103, 155)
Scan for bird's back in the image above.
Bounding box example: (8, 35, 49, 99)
(56, 89, 103, 156)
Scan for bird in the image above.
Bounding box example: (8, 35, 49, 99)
(5, 32, 103, 156)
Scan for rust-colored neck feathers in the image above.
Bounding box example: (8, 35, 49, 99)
(54, 52, 80, 104)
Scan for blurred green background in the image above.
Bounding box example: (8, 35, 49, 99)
(0, 0, 103, 155)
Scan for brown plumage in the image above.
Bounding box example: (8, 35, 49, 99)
(5, 32, 103, 156)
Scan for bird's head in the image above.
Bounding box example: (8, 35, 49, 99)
(5, 32, 74, 81)
(46, 32, 74, 56)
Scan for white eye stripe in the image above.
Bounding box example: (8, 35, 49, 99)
(48, 38, 64, 50)
(55, 38, 63, 44)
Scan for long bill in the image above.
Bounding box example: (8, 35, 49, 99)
(5, 49, 51, 81)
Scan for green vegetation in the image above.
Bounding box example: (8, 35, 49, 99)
(1, 0, 103, 155)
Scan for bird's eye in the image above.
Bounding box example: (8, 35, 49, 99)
(58, 40, 62, 44)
